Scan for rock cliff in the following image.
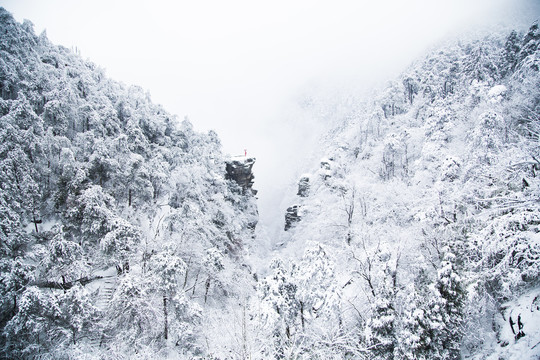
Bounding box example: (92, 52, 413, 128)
(297, 175, 310, 197)
(225, 157, 257, 195)
(284, 204, 302, 231)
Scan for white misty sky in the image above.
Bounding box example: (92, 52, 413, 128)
(2, 0, 538, 232)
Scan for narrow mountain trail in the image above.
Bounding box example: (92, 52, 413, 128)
(88, 272, 117, 348)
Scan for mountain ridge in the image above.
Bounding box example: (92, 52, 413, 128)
(0, 7, 258, 358)
(268, 19, 540, 360)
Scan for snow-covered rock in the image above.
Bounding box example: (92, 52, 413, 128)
(284, 204, 302, 231)
(488, 84, 508, 103)
(297, 174, 311, 197)
(225, 157, 257, 195)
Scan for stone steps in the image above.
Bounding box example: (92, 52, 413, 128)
(88, 275, 117, 348)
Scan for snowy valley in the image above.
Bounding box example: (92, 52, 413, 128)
(1, 6, 540, 360)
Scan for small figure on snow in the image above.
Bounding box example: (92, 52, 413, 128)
(532, 295, 539, 311)
(244, 149, 247, 157)
(516, 313, 525, 340)
(509, 316, 516, 335)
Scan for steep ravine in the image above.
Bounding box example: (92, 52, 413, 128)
(1, 6, 540, 359)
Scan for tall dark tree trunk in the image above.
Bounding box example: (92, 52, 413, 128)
(33, 213, 39, 233)
(183, 259, 190, 289)
(242, 302, 248, 358)
(300, 301, 305, 331)
(192, 270, 200, 296)
(163, 295, 168, 340)
(204, 277, 211, 304)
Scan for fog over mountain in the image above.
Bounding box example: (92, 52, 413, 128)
(1, 2, 540, 359)
(4, 0, 539, 233)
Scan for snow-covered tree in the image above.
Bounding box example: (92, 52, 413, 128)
(500, 30, 522, 76)
(426, 249, 465, 360)
(100, 218, 140, 270)
(257, 258, 299, 358)
(397, 284, 432, 360)
(367, 291, 396, 359)
(293, 243, 341, 331)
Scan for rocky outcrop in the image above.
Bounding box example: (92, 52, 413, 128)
(320, 158, 333, 180)
(297, 175, 310, 197)
(225, 157, 257, 195)
(284, 204, 302, 231)
(283, 175, 310, 231)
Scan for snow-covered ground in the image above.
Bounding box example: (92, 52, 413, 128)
(483, 287, 540, 360)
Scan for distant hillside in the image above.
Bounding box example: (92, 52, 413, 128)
(263, 21, 540, 359)
(0, 7, 257, 359)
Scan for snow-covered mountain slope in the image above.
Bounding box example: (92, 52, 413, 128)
(256, 21, 540, 360)
(2, 4, 540, 359)
(0, 8, 257, 359)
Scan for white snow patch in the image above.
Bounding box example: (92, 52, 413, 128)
(93, 266, 118, 278)
(486, 287, 540, 360)
(320, 157, 332, 166)
(229, 155, 255, 163)
(25, 219, 58, 233)
(488, 85, 507, 103)
(488, 85, 507, 97)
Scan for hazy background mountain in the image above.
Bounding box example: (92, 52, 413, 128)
(4, 0, 539, 236)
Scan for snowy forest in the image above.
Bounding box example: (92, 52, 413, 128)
(1, 6, 540, 359)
